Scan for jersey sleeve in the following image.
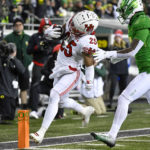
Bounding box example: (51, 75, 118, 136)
(133, 29, 149, 43)
(79, 35, 98, 55)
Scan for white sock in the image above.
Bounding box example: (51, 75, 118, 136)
(108, 95, 130, 139)
(61, 98, 85, 115)
(37, 126, 47, 136)
(41, 89, 60, 130)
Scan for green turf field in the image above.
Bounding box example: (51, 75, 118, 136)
(40, 136, 150, 150)
(0, 101, 150, 149)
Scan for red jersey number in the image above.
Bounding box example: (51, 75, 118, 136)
(89, 37, 97, 45)
(61, 40, 77, 57)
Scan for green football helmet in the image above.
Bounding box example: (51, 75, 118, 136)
(117, 0, 143, 24)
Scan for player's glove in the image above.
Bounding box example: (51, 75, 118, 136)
(85, 80, 93, 90)
(93, 48, 117, 63)
(44, 24, 62, 40)
(93, 48, 106, 63)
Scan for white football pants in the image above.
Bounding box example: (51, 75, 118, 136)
(41, 70, 86, 130)
(53, 70, 81, 98)
(122, 72, 150, 102)
(109, 72, 150, 139)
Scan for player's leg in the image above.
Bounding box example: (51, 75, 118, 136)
(30, 71, 81, 143)
(60, 97, 95, 127)
(30, 88, 60, 143)
(42, 71, 82, 128)
(91, 72, 150, 147)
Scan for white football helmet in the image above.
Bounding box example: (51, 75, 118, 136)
(69, 10, 99, 37)
(117, 0, 143, 24)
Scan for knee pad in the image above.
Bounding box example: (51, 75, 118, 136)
(49, 89, 60, 104)
(118, 94, 131, 106)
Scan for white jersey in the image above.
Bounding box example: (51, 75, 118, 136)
(50, 18, 98, 78)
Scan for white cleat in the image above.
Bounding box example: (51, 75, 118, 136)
(30, 111, 39, 119)
(82, 106, 95, 127)
(90, 132, 116, 147)
(30, 131, 44, 144)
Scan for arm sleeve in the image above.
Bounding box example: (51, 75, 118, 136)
(85, 65, 94, 83)
(117, 40, 144, 58)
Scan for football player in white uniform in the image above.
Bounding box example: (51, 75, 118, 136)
(30, 10, 100, 144)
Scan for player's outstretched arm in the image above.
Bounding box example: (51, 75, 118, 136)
(111, 39, 144, 64)
(82, 52, 95, 90)
(117, 39, 144, 57)
(94, 39, 144, 64)
(93, 48, 117, 63)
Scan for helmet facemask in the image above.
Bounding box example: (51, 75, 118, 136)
(117, 0, 143, 24)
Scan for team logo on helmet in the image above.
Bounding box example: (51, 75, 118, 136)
(85, 24, 94, 32)
(117, 0, 143, 24)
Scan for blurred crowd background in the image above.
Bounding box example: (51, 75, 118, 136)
(0, 0, 150, 23)
(0, 0, 149, 121)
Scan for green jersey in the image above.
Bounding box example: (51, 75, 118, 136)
(128, 12, 150, 73)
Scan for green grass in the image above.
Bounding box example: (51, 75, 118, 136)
(42, 136, 150, 150)
(0, 101, 150, 150)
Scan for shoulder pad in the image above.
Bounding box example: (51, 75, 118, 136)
(132, 15, 150, 31)
(80, 35, 98, 55)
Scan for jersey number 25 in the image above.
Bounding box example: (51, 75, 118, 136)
(61, 40, 77, 57)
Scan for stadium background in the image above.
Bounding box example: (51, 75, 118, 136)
(0, 0, 150, 149)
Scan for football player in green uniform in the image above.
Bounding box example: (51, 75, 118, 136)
(90, 0, 150, 147)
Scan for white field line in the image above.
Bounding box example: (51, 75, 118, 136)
(118, 134, 150, 139)
(118, 139, 150, 142)
(78, 143, 125, 147)
(28, 133, 150, 149)
(28, 134, 150, 149)
(5, 134, 150, 150)
(1, 127, 150, 144)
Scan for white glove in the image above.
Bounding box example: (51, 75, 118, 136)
(85, 80, 93, 90)
(44, 24, 62, 40)
(93, 48, 117, 63)
(93, 48, 106, 63)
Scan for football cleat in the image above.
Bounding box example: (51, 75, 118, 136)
(90, 132, 116, 147)
(30, 131, 44, 144)
(82, 106, 95, 127)
(30, 111, 39, 119)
